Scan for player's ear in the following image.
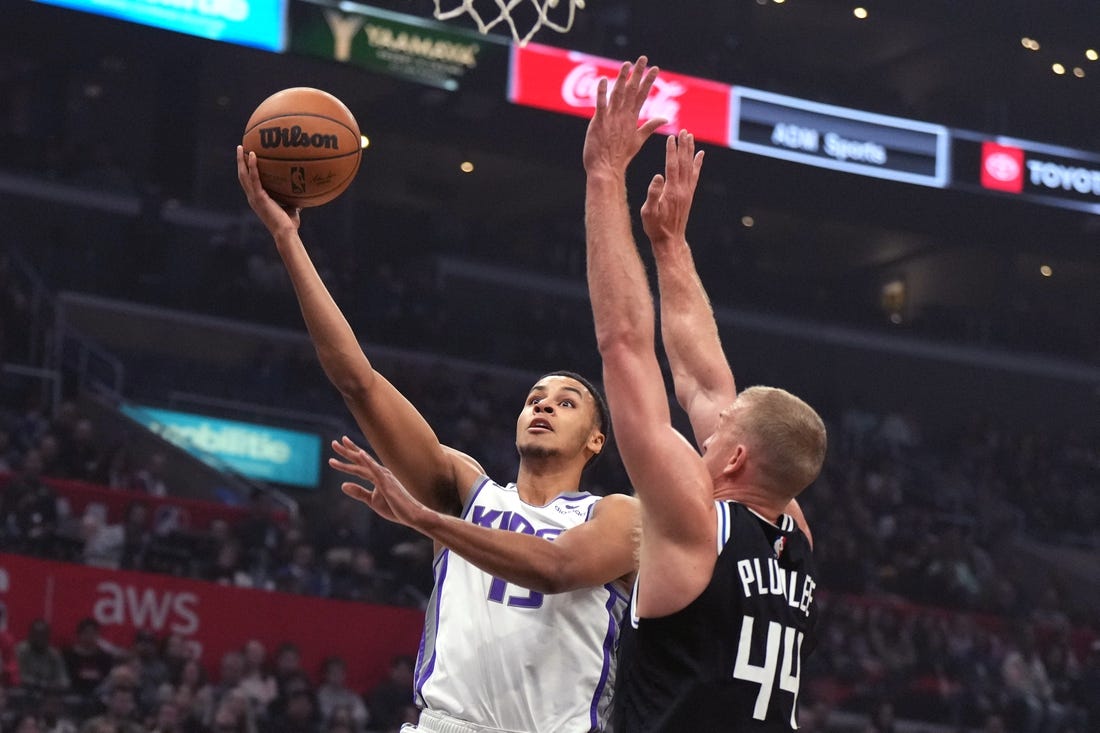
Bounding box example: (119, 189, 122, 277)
(722, 444, 748, 477)
(586, 430, 605, 456)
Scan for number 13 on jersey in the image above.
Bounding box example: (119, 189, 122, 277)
(733, 614, 804, 728)
(487, 577, 545, 608)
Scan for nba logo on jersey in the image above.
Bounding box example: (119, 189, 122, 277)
(773, 536, 786, 558)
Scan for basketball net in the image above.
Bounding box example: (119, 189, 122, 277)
(433, 0, 585, 46)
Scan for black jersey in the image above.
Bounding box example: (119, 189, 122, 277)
(612, 501, 819, 732)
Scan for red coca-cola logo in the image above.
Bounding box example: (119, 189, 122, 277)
(560, 62, 685, 130)
(509, 44, 732, 147)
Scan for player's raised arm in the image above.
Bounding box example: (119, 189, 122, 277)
(330, 437, 639, 593)
(641, 134, 735, 446)
(583, 60, 717, 612)
(237, 146, 469, 515)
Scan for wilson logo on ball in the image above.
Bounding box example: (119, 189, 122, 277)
(244, 87, 362, 207)
(258, 125, 341, 149)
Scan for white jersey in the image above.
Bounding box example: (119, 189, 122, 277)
(414, 476, 627, 732)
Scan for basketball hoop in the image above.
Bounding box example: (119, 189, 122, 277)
(433, 0, 586, 46)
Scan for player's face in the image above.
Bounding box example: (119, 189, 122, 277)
(515, 376, 602, 462)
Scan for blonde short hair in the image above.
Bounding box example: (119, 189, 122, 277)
(733, 386, 827, 498)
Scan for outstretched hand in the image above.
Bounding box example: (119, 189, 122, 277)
(236, 145, 301, 236)
(329, 436, 431, 531)
(641, 130, 704, 245)
(582, 56, 668, 177)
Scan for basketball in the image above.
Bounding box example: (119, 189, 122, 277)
(242, 87, 362, 208)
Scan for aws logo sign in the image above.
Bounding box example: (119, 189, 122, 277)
(92, 582, 200, 635)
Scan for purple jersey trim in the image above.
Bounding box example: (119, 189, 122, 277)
(460, 475, 494, 519)
(414, 548, 450, 702)
(590, 588, 622, 729)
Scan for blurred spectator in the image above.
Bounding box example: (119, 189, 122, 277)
(205, 537, 254, 589)
(0, 253, 32, 364)
(15, 618, 70, 693)
(119, 502, 151, 571)
(63, 618, 115, 698)
(12, 713, 43, 733)
(131, 629, 169, 714)
(170, 658, 213, 727)
(148, 699, 182, 733)
(268, 668, 313, 731)
(204, 651, 247, 726)
(0, 426, 17, 473)
(1, 449, 59, 556)
(273, 543, 328, 598)
(79, 503, 124, 569)
(161, 634, 191, 688)
(321, 703, 357, 733)
(311, 512, 364, 560)
(327, 549, 391, 605)
(36, 433, 64, 479)
(40, 690, 78, 733)
(211, 689, 258, 733)
(236, 491, 283, 585)
(364, 655, 413, 733)
(314, 657, 367, 733)
(1001, 624, 1064, 733)
(80, 679, 144, 733)
(133, 452, 170, 497)
(1075, 640, 1100, 729)
(263, 687, 317, 733)
(7, 398, 49, 456)
(237, 640, 277, 718)
(61, 418, 105, 483)
(0, 602, 20, 687)
(0, 684, 16, 732)
(103, 442, 140, 491)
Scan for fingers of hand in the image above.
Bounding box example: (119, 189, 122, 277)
(328, 457, 368, 479)
(638, 65, 659, 104)
(665, 135, 680, 180)
(332, 436, 371, 464)
(638, 117, 667, 139)
(645, 174, 665, 203)
(340, 482, 372, 501)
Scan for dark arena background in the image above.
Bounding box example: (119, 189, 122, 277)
(2, 1, 1099, 732)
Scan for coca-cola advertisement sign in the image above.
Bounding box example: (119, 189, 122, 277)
(508, 44, 732, 147)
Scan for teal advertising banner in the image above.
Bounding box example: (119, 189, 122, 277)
(121, 405, 322, 489)
(289, 0, 508, 91)
(34, 0, 288, 51)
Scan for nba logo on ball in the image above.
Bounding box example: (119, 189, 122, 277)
(980, 142, 1025, 194)
(243, 87, 363, 208)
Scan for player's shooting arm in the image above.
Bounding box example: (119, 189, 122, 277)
(237, 147, 465, 515)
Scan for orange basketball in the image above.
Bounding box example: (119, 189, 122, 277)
(242, 87, 362, 208)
